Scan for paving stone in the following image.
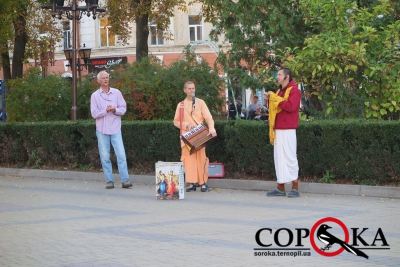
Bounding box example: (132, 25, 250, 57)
(2, 168, 399, 199)
(0, 175, 399, 266)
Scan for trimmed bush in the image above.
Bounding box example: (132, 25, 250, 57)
(5, 55, 225, 122)
(1, 119, 399, 185)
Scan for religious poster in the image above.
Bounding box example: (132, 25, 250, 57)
(155, 162, 184, 200)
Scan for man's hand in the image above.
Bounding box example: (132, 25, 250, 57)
(264, 91, 273, 99)
(187, 123, 196, 131)
(107, 105, 116, 113)
(208, 129, 217, 137)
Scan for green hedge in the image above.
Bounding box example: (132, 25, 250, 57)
(0, 119, 399, 185)
(5, 55, 224, 122)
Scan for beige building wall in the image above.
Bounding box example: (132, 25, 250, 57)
(1, 1, 228, 78)
(0, 1, 231, 116)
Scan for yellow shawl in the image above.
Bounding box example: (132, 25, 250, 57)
(268, 86, 293, 145)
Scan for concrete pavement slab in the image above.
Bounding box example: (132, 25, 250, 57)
(0, 175, 399, 266)
(1, 167, 399, 198)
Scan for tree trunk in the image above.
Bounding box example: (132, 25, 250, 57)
(133, 0, 151, 61)
(310, 94, 323, 111)
(1, 42, 12, 94)
(1, 45, 12, 82)
(304, 79, 323, 112)
(12, 12, 27, 79)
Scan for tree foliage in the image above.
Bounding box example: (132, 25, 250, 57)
(6, 68, 74, 122)
(106, 0, 189, 61)
(202, 0, 312, 90)
(110, 52, 225, 120)
(0, 0, 62, 83)
(5, 53, 225, 122)
(281, 0, 400, 119)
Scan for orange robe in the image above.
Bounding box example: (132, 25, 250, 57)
(173, 98, 215, 185)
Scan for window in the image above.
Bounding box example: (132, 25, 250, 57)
(149, 23, 164, 46)
(63, 30, 71, 49)
(189, 16, 203, 42)
(100, 18, 115, 47)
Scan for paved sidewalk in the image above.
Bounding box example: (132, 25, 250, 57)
(0, 175, 399, 267)
(1, 168, 399, 198)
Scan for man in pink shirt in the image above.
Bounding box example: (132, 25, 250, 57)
(90, 71, 132, 189)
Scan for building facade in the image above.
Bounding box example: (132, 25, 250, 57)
(37, 1, 227, 76)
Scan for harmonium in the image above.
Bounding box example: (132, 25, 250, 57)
(181, 123, 214, 155)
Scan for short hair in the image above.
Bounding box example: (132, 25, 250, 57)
(97, 70, 109, 80)
(226, 100, 231, 104)
(184, 81, 195, 89)
(253, 95, 259, 99)
(279, 67, 292, 81)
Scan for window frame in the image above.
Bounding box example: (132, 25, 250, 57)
(63, 30, 71, 50)
(188, 16, 203, 42)
(99, 18, 116, 47)
(149, 23, 165, 46)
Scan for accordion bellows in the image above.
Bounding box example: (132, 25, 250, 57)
(181, 123, 214, 155)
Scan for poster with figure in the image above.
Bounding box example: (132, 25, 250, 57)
(156, 162, 184, 200)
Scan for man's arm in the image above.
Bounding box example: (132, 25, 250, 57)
(201, 100, 216, 137)
(278, 87, 301, 112)
(90, 94, 107, 119)
(114, 91, 127, 116)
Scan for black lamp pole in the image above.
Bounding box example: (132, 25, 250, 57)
(71, 0, 78, 120)
(42, 0, 105, 120)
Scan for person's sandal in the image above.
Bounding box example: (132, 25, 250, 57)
(200, 184, 208, 192)
(186, 183, 197, 192)
(266, 188, 286, 196)
(288, 189, 300, 198)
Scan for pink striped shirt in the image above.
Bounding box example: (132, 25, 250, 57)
(90, 88, 127, 135)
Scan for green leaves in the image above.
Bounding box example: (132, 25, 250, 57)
(106, 0, 188, 46)
(104, 54, 225, 120)
(203, 0, 310, 85)
(7, 68, 74, 122)
(283, 0, 400, 120)
(0, 0, 63, 79)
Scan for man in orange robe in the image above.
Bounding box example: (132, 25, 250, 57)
(173, 81, 217, 192)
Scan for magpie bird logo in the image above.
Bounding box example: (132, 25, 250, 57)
(317, 224, 369, 259)
(254, 217, 389, 259)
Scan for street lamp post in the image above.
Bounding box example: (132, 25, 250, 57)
(64, 43, 92, 70)
(42, 0, 105, 120)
